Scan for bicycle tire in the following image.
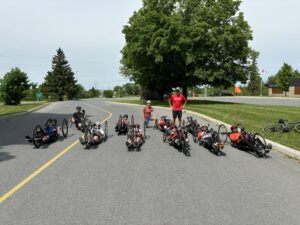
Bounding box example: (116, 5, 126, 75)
(263, 124, 284, 133)
(295, 123, 300, 133)
(62, 119, 68, 137)
(253, 133, 267, 156)
(217, 124, 228, 144)
(33, 125, 44, 148)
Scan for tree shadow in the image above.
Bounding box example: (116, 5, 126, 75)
(0, 152, 16, 162)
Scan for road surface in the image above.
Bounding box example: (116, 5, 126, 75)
(0, 99, 299, 225)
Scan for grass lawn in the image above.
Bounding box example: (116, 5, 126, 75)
(115, 99, 300, 151)
(0, 102, 47, 117)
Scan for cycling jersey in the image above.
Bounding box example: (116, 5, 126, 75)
(169, 95, 187, 111)
(143, 106, 153, 119)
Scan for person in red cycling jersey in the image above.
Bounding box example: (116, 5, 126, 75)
(143, 100, 157, 128)
(169, 87, 187, 126)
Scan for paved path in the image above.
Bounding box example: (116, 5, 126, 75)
(0, 99, 299, 225)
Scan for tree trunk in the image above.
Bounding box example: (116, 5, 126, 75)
(182, 86, 188, 98)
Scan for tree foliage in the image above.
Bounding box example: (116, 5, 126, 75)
(121, 0, 254, 99)
(247, 51, 261, 95)
(103, 90, 114, 98)
(0, 67, 29, 105)
(276, 63, 300, 94)
(41, 48, 78, 100)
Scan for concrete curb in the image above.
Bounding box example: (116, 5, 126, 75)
(0, 102, 51, 121)
(112, 101, 300, 161)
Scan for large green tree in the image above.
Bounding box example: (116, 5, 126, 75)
(0, 67, 29, 105)
(121, 0, 254, 99)
(276, 63, 298, 95)
(41, 48, 78, 100)
(247, 51, 261, 95)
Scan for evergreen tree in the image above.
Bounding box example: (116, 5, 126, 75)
(41, 48, 78, 100)
(276, 63, 295, 95)
(247, 51, 261, 95)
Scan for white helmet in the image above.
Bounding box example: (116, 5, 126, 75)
(146, 100, 151, 104)
(95, 121, 101, 127)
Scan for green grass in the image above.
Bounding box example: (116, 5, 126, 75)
(0, 102, 47, 117)
(115, 99, 300, 151)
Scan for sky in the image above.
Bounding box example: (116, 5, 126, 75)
(0, 0, 299, 89)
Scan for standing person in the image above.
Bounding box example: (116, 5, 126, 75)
(143, 100, 157, 128)
(169, 87, 187, 126)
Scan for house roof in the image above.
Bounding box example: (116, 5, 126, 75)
(290, 78, 300, 86)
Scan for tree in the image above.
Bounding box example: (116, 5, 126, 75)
(41, 48, 78, 100)
(247, 51, 262, 95)
(0, 68, 29, 105)
(276, 63, 296, 95)
(266, 75, 278, 85)
(121, 0, 254, 99)
(103, 90, 114, 98)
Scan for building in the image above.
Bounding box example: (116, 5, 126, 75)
(268, 78, 300, 97)
(289, 78, 300, 97)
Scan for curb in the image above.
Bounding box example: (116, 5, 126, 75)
(0, 102, 51, 121)
(112, 101, 300, 161)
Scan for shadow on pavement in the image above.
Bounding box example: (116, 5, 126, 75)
(0, 112, 77, 149)
(0, 151, 16, 162)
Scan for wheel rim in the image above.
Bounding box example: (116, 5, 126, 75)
(33, 125, 44, 148)
(254, 133, 267, 152)
(218, 124, 228, 144)
(264, 124, 283, 133)
(62, 119, 68, 137)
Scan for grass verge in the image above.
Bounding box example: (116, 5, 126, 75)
(0, 102, 47, 117)
(114, 99, 300, 151)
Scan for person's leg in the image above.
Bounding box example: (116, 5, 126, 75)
(178, 111, 183, 126)
(172, 111, 177, 125)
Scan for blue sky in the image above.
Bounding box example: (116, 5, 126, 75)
(0, 0, 299, 89)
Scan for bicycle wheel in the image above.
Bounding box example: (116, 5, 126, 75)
(84, 128, 91, 149)
(193, 126, 198, 143)
(217, 124, 228, 144)
(131, 115, 134, 125)
(263, 124, 284, 133)
(286, 122, 300, 131)
(163, 132, 167, 143)
(253, 133, 267, 157)
(62, 119, 68, 137)
(33, 125, 44, 148)
(295, 123, 300, 133)
(104, 121, 108, 139)
(182, 138, 190, 157)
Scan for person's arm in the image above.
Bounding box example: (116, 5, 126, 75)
(182, 96, 187, 108)
(169, 96, 173, 108)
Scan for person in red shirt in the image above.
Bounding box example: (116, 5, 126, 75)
(168, 87, 187, 126)
(143, 100, 157, 128)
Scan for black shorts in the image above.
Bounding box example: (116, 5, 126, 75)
(172, 110, 182, 120)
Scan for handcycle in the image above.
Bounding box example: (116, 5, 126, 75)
(163, 124, 191, 157)
(225, 124, 272, 158)
(126, 115, 147, 151)
(193, 123, 228, 156)
(115, 115, 129, 135)
(25, 118, 68, 148)
(82, 121, 108, 149)
(264, 119, 300, 133)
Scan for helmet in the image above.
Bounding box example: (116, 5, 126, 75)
(123, 114, 128, 118)
(146, 100, 151, 104)
(76, 106, 81, 110)
(95, 121, 101, 127)
(231, 125, 238, 131)
(135, 124, 140, 128)
(52, 119, 57, 126)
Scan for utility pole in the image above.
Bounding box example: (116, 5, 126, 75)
(260, 79, 263, 96)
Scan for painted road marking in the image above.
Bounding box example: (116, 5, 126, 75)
(0, 104, 112, 204)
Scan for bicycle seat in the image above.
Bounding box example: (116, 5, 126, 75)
(278, 119, 287, 124)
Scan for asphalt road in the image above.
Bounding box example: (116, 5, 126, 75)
(0, 99, 300, 225)
(199, 97, 300, 107)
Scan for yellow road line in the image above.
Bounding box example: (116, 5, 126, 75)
(0, 104, 112, 204)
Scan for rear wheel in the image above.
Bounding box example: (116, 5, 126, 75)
(131, 115, 134, 125)
(163, 132, 167, 143)
(104, 121, 108, 140)
(33, 125, 44, 148)
(263, 124, 284, 133)
(253, 133, 267, 157)
(84, 128, 92, 149)
(62, 119, 68, 137)
(295, 123, 300, 133)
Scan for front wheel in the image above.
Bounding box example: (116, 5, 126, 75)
(62, 119, 68, 137)
(104, 121, 108, 139)
(217, 124, 228, 144)
(263, 124, 284, 133)
(253, 133, 267, 157)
